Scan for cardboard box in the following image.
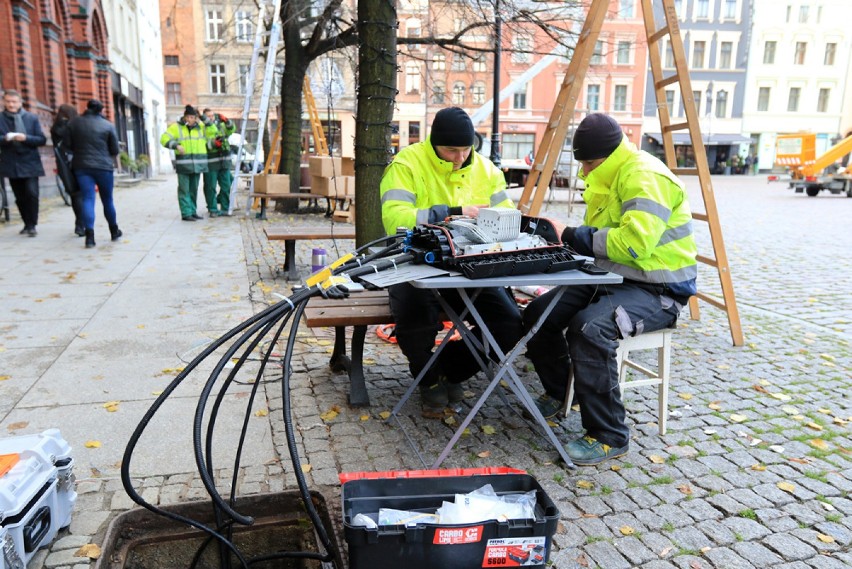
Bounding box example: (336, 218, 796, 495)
(345, 175, 357, 195)
(312, 175, 353, 197)
(308, 156, 343, 178)
(253, 174, 290, 195)
(341, 156, 355, 176)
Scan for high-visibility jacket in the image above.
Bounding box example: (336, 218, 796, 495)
(380, 136, 512, 235)
(160, 120, 210, 174)
(204, 116, 236, 169)
(573, 138, 697, 300)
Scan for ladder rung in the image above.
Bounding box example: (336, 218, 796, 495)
(648, 27, 670, 45)
(663, 122, 690, 133)
(696, 255, 718, 267)
(672, 168, 699, 176)
(656, 75, 681, 89)
(692, 212, 709, 222)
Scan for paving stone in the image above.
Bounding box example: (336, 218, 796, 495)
(806, 555, 852, 569)
(584, 540, 632, 569)
(666, 525, 713, 551)
(762, 532, 818, 561)
(706, 493, 746, 516)
(721, 517, 772, 541)
(574, 495, 612, 517)
(612, 535, 657, 566)
(696, 519, 737, 545)
(813, 521, 852, 545)
(684, 498, 724, 522)
(638, 561, 678, 569)
(731, 541, 784, 568)
(627, 487, 663, 509)
(702, 546, 755, 568)
(790, 528, 843, 554)
(727, 488, 774, 509)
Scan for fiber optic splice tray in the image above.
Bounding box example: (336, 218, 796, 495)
(0, 429, 76, 569)
(340, 467, 559, 568)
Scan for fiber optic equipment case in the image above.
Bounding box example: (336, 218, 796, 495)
(1, 429, 76, 569)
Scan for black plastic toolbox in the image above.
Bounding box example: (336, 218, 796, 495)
(340, 468, 559, 568)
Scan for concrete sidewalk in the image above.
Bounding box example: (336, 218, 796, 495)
(1, 173, 851, 569)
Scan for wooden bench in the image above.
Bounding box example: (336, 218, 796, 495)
(302, 290, 394, 407)
(264, 225, 356, 281)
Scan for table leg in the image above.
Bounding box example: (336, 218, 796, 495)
(348, 325, 370, 407)
(283, 240, 299, 281)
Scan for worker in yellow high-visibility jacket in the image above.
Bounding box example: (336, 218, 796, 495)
(160, 105, 214, 221)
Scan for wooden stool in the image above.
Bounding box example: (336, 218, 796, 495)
(563, 329, 673, 434)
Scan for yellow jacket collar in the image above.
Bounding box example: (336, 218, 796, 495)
(579, 137, 633, 187)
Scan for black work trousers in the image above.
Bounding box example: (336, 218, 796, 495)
(523, 283, 681, 448)
(388, 282, 522, 387)
(9, 177, 39, 228)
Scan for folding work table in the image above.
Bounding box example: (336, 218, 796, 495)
(387, 269, 623, 469)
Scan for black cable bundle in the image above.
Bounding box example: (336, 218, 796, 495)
(120, 234, 407, 568)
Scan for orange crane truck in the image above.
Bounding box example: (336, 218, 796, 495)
(772, 132, 852, 197)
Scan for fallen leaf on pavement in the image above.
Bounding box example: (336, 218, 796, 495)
(360, 414, 370, 421)
(103, 401, 120, 412)
(0, 375, 10, 381)
(820, 501, 836, 511)
(758, 379, 771, 386)
(576, 554, 590, 567)
(678, 393, 693, 400)
(777, 481, 795, 493)
(770, 392, 792, 401)
(649, 454, 666, 464)
(690, 560, 703, 569)
(817, 533, 835, 543)
(659, 546, 673, 557)
(818, 408, 833, 415)
(7, 421, 28, 431)
(810, 439, 829, 450)
(610, 465, 621, 471)
(482, 425, 497, 435)
(478, 451, 491, 458)
(789, 457, 810, 464)
(769, 445, 785, 453)
(729, 414, 748, 423)
(74, 544, 101, 559)
(301, 464, 312, 473)
(751, 464, 766, 471)
(255, 409, 268, 417)
(781, 405, 799, 415)
(620, 525, 635, 535)
(85, 440, 101, 448)
(379, 411, 391, 420)
(806, 422, 824, 431)
(753, 384, 769, 394)
(708, 401, 722, 411)
(320, 406, 340, 421)
(678, 484, 693, 495)
(576, 480, 595, 489)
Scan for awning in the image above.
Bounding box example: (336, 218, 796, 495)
(645, 133, 752, 146)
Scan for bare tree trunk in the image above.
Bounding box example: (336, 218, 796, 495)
(354, 0, 397, 247)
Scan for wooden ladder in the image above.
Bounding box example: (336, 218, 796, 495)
(516, 0, 743, 346)
(303, 76, 329, 157)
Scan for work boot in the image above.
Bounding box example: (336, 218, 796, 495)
(420, 380, 448, 418)
(565, 436, 628, 466)
(444, 378, 465, 403)
(84, 229, 95, 248)
(109, 224, 123, 241)
(74, 224, 85, 237)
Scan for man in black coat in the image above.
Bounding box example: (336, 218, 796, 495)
(0, 90, 46, 236)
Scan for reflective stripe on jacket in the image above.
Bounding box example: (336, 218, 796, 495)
(380, 136, 512, 235)
(160, 120, 209, 174)
(579, 138, 697, 299)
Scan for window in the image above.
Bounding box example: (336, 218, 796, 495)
(586, 84, 600, 111)
(817, 88, 830, 112)
(235, 10, 253, 42)
(724, 0, 737, 19)
(591, 41, 604, 65)
(210, 64, 226, 94)
(164, 55, 179, 66)
(405, 63, 421, 94)
(452, 82, 465, 105)
(616, 41, 631, 64)
(273, 64, 284, 93)
(431, 83, 445, 105)
(408, 121, 420, 145)
(665, 41, 674, 67)
(238, 64, 250, 94)
(665, 90, 675, 116)
(451, 54, 465, 71)
(794, 42, 806, 64)
(618, 0, 634, 18)
(513, 83, 527, 109)
(206, 9, 223, 41)
(692, 41, 705, 68)
(763, 41, 776, 64)
(473, 54, 486, 72)
(757, 87, 770, 111)
(471, 82, 486, 105)
(512, 35, 531, 63)
(824, 43, 836, 65)
(798, 5, 808, 23)
(501, 133, 535, 161)
(691, 90, 702, 115)
(166, 82, 181, 105)
(787, 87, 800, 112)
(719, 42, 732, 69)
(613, 85, 627, 112)
(407, 22, 421, 38)
(673, 0, 683, 16)
(785, 5, 791, 22)
(696, 0, 709, 18)
(432, 53, 445, 70)
(715, 90, 727, 118)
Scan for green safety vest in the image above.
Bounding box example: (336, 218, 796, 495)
(579, 138, 697, 297)
(380, 136, 512, 235)
(205, 117, 236, 168)
(160, 120, 210, 174)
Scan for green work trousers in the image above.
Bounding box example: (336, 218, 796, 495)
(203, 166, 232, 213)
(177, 173, 201, 218)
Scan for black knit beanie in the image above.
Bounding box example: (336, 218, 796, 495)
(572, 113, 624, 160)
(183, 105, 198, 117)
(430, 107, 475, 147)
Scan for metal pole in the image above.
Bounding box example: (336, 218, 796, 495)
(489, 0, 501, 167)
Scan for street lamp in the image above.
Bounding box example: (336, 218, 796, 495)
(489, 0, 501, 167)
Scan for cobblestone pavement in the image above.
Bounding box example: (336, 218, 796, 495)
(19, 175, 852, 568)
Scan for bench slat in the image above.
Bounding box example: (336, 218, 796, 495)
(265, 226, 356, 241)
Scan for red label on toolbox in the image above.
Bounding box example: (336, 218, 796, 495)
(481, 537, 547, 567)
(433, 525, 483, 545)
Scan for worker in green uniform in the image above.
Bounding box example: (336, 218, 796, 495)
(160, 105, 211, 221)
(202, 108, 236, 216)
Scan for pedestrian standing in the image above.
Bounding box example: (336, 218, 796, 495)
(51, 104, 86, 237)
(66, 100, 122, 248)
(161, 105, 210, 221)
(202, 108, 235, 216)
(0, 89, 47, 236)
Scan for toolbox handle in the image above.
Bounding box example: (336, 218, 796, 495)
(24, 506, 52, 552)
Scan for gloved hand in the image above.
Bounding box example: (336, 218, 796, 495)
(218, 113, 228, 123)
(561, 225, 595, 257)
(561, 226, 577, 246)
(320, 284, 349, 300)
(214, 137, 223, 149)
